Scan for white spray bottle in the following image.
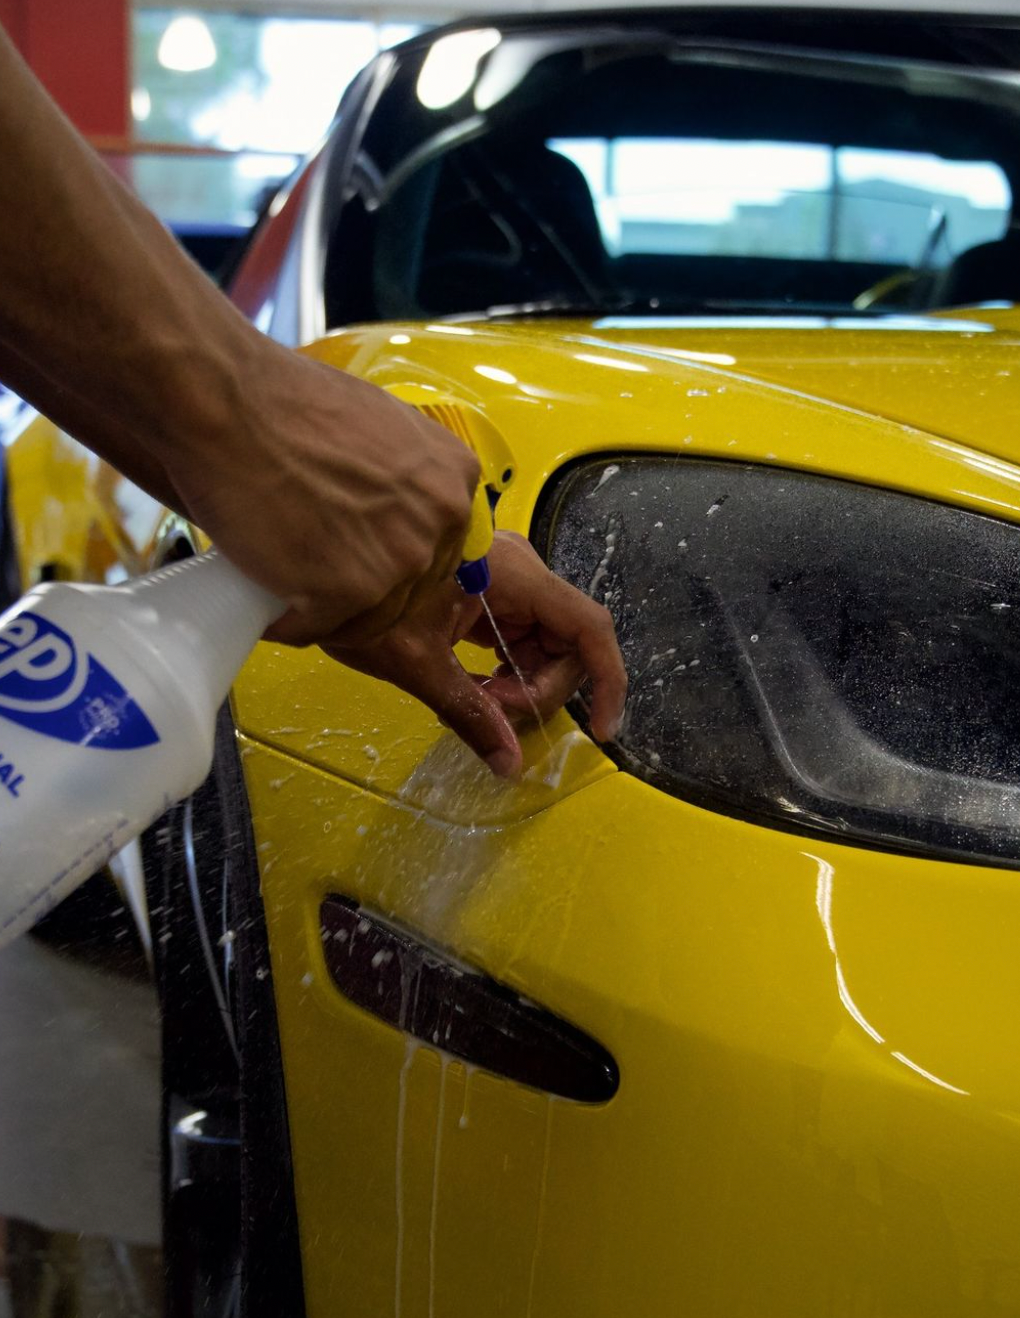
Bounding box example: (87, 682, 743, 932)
(0, 522, 496, 949)
(0, 402, 508, 950)
(0, 550, 282, 947)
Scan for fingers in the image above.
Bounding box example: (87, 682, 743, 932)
(549, 587, 628, 742)
(483, 652, 585, 723)
(405, 649, 523, 778)
(485, 540, 628, 742)
(313, 529, 627, 775)
(330, 632, 524, 779)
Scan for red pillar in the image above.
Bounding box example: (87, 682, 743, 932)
(0, 0, 129, 140)
(0, 0, 26, 51)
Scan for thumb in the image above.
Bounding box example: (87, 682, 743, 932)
(402, 648, 523, 779)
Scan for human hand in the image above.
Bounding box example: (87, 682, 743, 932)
(163, 351, 480, 647)
(0, 30, 474, 641)
(325, 531, 628, 777)
(0, 24, 481, 645)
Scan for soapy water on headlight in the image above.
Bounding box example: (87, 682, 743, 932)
(589, 518, 619, 601)
(543, 455, 1020, 866)
(589, 463, 620, 495)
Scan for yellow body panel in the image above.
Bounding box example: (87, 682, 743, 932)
(5, 413, 167, 586)
(302, 311, 1020, 536)
(237, 314, 1020, 1315)
(9, 311, 1020, 1313)
(243, 730, 1020, 1317)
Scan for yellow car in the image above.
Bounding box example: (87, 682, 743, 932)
(7, 8, 1020, 1316)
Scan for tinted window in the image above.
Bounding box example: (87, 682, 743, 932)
(324, 17, 1020, 323)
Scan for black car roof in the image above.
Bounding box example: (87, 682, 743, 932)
(390, 8, 1020, 67)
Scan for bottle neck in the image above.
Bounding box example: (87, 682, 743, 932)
(124, 550, 284, 718)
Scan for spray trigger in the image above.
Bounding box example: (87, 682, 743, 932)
(379, 385, 514, 598)
(456, 471, 496, 594)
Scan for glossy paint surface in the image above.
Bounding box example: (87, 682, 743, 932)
(6, 415, 166, 587)
(243, 730, 1020, 1317)
(9, 310, 1020, 1314)
(234, 314, 1020, 1315)
(300, 309, 1020, 536)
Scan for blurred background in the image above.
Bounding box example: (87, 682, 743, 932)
(0, 0, 1009, 295)
(0, 2, 449, 274)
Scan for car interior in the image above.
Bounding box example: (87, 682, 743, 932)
(323, 19, 1020, 323)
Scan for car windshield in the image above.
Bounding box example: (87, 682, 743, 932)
(325, 15, 1020, 323)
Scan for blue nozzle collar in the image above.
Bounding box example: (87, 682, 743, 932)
(456, 557, 491, 595)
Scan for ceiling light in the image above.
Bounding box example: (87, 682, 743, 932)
(158, 14, 217, 74)
(131, 87, 151, 122)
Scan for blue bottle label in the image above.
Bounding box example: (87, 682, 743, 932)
(0, 610, 160, 750)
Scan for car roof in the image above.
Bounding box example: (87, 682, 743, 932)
(395, 5, 1020, 50)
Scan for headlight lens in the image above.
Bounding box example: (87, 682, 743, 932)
(541, 457, 1020, 866)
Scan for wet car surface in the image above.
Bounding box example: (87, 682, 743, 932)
(7, 8, 1020, 1316)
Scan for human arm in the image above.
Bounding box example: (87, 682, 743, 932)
(0, 27, 627, 768)
(0, 24, 478, 645)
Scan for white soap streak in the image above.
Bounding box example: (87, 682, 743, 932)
(394, 1036, 417, 1318)
(588, 527, 617, 600)
(541, 730, 586, 788)
(394, 957, 423, 1318)
(525, 1099, 555, 1318)
(523, 729, 588, 789)
(588, 463, 620, 495)
(479, 594, 554, 754)
(428, 1055, 450, 1318)
(458, 1064, 477, 1130)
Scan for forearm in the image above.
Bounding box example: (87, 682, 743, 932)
(0, 24, 489, 658)
(0, 340, 183, 511)
(0, 25, 256, 472)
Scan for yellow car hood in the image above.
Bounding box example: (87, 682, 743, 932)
(305, 304, 1020, 525)
(592, 306, 1020, 462)
(235, 307, 1020, 810)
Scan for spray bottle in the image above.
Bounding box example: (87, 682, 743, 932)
(0, 405, 510, 949)
(0, 550, 282, 945)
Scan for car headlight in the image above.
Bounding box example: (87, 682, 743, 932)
(540, 457, 1020, 866)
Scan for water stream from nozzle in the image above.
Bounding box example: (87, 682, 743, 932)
(479, 593, 555, 755)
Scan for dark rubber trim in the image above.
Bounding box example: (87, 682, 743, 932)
(321, 895, 619, 1104)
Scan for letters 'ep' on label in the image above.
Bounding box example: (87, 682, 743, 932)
(0, 611, 159, 750)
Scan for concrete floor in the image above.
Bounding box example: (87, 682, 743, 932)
(0, 921, 162, 1316)
(1, 1220, 162, 1317)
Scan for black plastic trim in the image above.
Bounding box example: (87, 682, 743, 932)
(321, 896, 619, 1104)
